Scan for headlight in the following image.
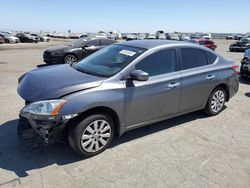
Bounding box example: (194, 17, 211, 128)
(21, 100, 67, 116)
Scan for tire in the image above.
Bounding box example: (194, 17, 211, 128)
(64, 54, 78, 64)
(5, 39, 10, 43)
(68, 114, 114, 157)
(204, 87, 226, 116)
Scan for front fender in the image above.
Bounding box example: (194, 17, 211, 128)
(59, 86, 126, 134)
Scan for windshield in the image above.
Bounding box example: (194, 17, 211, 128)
(245, 49, 250, 57)
(68, 38, 88, 47)
(240, 38, 250, 43)
(190, 33, 201, 38)
(74, 44, 146, 77)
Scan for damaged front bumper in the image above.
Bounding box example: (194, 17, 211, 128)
(18, 112, 78, 144)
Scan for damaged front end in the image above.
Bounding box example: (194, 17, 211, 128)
(17, 100, 78, 144)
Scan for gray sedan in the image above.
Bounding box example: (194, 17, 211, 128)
(17, 40, 239, 157)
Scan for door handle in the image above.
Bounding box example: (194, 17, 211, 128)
(167, 82, 180, 89)
(206, 75, 215, 80)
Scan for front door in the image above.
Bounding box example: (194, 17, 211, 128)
(124, 48, 181, 128)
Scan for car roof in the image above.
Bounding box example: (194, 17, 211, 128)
(118, 40, 184, 49)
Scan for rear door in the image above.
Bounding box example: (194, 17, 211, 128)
(179, 47, 219, 112)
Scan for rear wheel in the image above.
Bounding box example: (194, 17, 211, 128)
(204, 87, 226, 116)
(64, 54, 78, 64)
(68, 114, 114, 157)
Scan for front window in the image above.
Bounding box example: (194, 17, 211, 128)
(74, 45, 146, 77)
(135, 49, 177, 77)
(240, 38, 250, 43)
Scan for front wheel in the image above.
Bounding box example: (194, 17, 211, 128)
(64, 54, 78, 64)
(68, 114, 114, 157)
(204, 87, 226, 116)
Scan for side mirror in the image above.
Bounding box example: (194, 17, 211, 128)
(130, 70, 149, 81)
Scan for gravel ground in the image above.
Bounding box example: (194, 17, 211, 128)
(0, 39, 250, 188)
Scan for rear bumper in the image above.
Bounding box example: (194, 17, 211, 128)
(241, 64, 250, 76)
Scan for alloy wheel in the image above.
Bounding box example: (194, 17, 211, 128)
(210, 90, 225, 113)
(64, 55, 77, 64)
(81, 120, 111, 153)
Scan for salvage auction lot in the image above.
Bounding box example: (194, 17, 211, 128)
(0, 39, 250, 188)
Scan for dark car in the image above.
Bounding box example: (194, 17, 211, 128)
(187, 38, 217, 50)
(17, 40, 239, 157)
(43, 38, 116, 64)
(0, 36, 5, 44)
(234, 34, 243, 40)
(16, 33, 38, 43)
(229, 38, 250, 52)
(240, 49, 250, 77)
(226, 35, 233, 40)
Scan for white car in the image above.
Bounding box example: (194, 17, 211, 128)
(169, 33, 179, 41)
(0, 33, 19, 43)
(202, 33, 212, 40)
(96, 32, 107, 38)
(147, 33, 156, 39)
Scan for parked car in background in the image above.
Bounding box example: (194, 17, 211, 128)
(17, 40, 239, 157)
(190, 33, 202, 39)
(202, 33, 212, 40)
(147, 33, 156, 39)
(96, 31, 107, 38)
(31, 34, 50, 42)
(0, 36, 5, 44)
(156, 31, 166, 39)
(234, 34, 243, 40)
(240, 49, 250, 77)
(169, 33, 179, 40)
(226, 35, 233, 40)
(16, 33, 38, 43)
(165, 33, 171, 40)
(80, 33, 88, 38)
(179, 34, 190, 41)
(137, 33, 146, 40)
(229, 38, 250, 52)
(0, 33, 20, 43)
(43, 38, 116, 64)
(107, 32, 117, 40)
(187, 38, 217, 50)
(126, 33, 137, 40)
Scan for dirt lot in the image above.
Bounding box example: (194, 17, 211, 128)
(0, 39, 250, 188)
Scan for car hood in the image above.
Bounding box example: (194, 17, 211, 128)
(17, 64, 104, 102)
(45, 45, 72, 52)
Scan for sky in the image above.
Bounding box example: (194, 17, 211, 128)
(0, 0, 250, 33)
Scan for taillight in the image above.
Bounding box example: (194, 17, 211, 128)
(232, 65, 240, 74)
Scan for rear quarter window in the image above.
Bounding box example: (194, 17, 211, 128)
(206, 51, 217, 64)
(181, 48, 208, 70)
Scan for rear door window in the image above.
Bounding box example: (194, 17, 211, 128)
(206, 51, 217, 64)
(181, 48, 208, 70)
